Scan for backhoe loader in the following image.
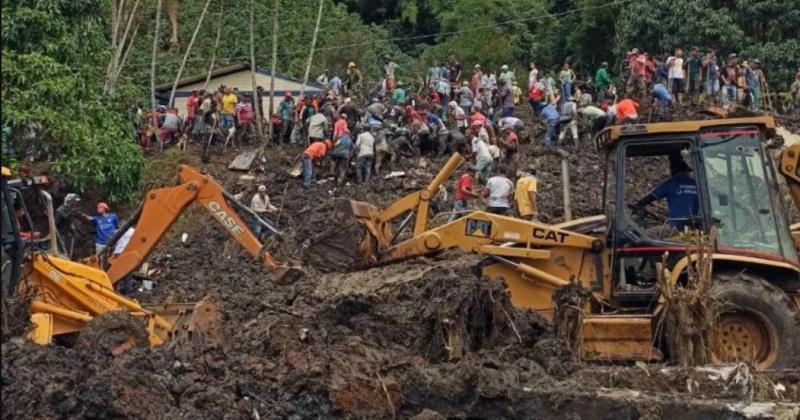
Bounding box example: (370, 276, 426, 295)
(323, 116, 800, 370)
(0, 165, 296, 350)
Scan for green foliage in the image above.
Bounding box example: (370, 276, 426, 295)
(2, 0, 145, 202)
(122, 0, 409, 90)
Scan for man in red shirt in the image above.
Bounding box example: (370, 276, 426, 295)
(302, 139, 331, 188)
(499, 127, 518, 174)
(627, 53, 647, 100)
(236, 94, 254, 144)
(186, 90, 199, 133)
(333, 113, 349, 140)
(449, 166, 478, 222)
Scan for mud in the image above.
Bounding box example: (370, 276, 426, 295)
(3, 107, 800, 419)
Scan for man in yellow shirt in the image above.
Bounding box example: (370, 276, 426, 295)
(511, 82, 523, 105)
(515, 165, 538, 220)
(220, 87, 238, 129)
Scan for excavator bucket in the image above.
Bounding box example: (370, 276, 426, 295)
(305, 199, 382, 271)
(142, 297, 222, 347)
(306, 153, 465, 271)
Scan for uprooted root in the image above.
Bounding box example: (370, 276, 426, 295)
(419, 273, 545, 363)
(1, 290, 33, 343)
(658, 229, 717, 367)
(552, 282, 593, 357)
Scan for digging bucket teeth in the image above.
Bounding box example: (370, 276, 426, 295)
(142, 297, 222, 347)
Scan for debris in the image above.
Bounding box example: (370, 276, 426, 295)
(228, 150, 259, 171)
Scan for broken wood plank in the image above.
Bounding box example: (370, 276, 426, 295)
(228, 150, 259, 171)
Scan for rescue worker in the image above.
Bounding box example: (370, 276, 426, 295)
(515, 166, 538, 220)
(250, 185, 278, 238)
(301, 139, 332, 188)
(449, 166, 479, 223)
(82, 202, 119, 255)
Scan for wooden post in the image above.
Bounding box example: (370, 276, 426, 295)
(105, 0, 141, 96)
(168, 0, 213, 108)
(150, 0, 162, 111)
(562, 158, 572, 221)
(249, 0, 264, 140)
(267, 0, 279, 144)
(298, 0, 324, 100)
(203, 2, 224, 91)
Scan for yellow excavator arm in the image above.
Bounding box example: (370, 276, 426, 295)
(100, 165, 299, 285)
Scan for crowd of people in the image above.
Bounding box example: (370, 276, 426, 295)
(133, 50, 800, 223)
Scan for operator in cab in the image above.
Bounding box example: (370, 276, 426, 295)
(633, 154, 698, 238)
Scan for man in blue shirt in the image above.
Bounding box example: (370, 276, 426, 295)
(635, 156, 698, 238)
(539, 102, 560, 148)
(83, 202, 119, 255)
(651, 83, 672, 122)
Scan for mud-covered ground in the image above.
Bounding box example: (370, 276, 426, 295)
(3, 108, 800, 419)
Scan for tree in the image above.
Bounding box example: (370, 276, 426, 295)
(2, 0, 145, 201)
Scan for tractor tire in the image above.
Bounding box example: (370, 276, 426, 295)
(77, 311, 149, 356)
(711, 272, 800, 370)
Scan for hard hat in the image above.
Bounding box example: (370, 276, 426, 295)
(348, 62, 356, 68)
(501, 64, 509, 70)
(65, 193, 80, 203)
(97, 202, 110, 212)
(474, 64, 481, 68)
(257, 185, 267, 192)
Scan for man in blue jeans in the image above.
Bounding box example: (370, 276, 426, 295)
(301, 140, 331, 188)
(539, 101, 560, 148)
(651, 83, 672, 122)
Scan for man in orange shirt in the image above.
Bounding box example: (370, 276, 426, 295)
(302, 139, 331, 188)
(616, 96, 639, 124)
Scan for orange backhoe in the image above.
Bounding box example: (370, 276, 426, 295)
(88, 165, 299, 285)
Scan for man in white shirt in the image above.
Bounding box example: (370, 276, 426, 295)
(354, 125, 375, 184)
(528, 63, 539, 90)
(470, 122, 494, 184)
(250, 185, 278, 238)
(307, 112, 329, 143)
(481, 165, 514, 215)
(666, 48, 686, 106)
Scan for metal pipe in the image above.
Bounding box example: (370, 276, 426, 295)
(30, 301, 93, 322)
(491, 255, 569, 288)
(390, 211, 414, 245)
(426, 153, 464, 196)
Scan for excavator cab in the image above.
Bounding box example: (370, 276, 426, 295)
(603, 119, 799, 298)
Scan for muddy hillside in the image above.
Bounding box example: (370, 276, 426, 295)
(3, 109, 800, 419)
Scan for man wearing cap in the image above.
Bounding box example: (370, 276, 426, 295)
(83, 202, 119, 255)
(278, 92, 295, 143)
(515, 166, 538, 220)
(344, 62, 362, 96)
(250, 185, 278, 238)
(301, 139, 332, 188)
(449, 166, 479, 223)
(499, 65, 516, 86)
(595, 62, 611, 103)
